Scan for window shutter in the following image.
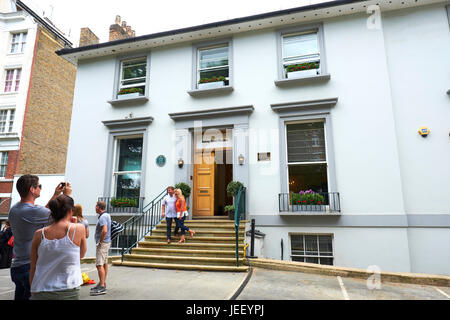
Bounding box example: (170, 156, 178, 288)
(286, 122, 326, 163)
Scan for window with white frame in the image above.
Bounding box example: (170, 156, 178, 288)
(282, 30, 321, 78)
(0, 109, 15, 133)
(291, 234, 334, 265)
(197, 44, 229, 87)
(286, 120, 328, 195)
(10, 32, 27, 54)
(118, 58, 147, 96)
(4, 69, 21, 92)
(0, 152, 8, 178)
(112, 135, 143, 198)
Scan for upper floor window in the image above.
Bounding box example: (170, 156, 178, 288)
(0, 109, 15, 133)
(4, 69, 21, 93)
(197, 44, 229, 89)
(10, 32, 27, 54)
(0, 152, 8, 178)
(282, 30, 321, 79)
(118, 58, 147, 96)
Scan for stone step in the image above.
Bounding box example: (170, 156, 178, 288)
(122, 253, 246, 267)
(138, 241, 245, 250)
(160, 219, 250, 224)
(131, 247, 244, 258)
(112, 260, 249, 272)
(151, 229, 245, 238)
(156, 224, 246, 231)
(144, 235, 243, 244)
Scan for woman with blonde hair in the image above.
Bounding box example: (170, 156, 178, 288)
(72, 204, 89, 238)
(174, 189, 195, 243)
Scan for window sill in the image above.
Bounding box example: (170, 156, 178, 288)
(0, 132, 19, 140)
(0, 92, 19, 96)
(274, 73, 331, 87)
(187, 85, 234, 97)
(107, 95, 149, 106)
(279, 210, 341, 216)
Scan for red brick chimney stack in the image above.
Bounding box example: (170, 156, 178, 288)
(109, 15, 135, 41)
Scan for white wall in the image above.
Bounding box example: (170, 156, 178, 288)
(382, 4, 450, 214)
(11, 174, 65, 207)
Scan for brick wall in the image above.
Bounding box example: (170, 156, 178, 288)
(109, 15, 135, 41)
(79, 27, 99, 47)
(18, 27, 76, 175)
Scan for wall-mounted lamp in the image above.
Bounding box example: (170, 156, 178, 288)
(238, 154, 245, 165)
(178, 159, 184, 168)
(418, 126, 430, 138)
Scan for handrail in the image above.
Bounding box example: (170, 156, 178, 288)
(234, 186, 246, 267)
(119, 189, 168, 261)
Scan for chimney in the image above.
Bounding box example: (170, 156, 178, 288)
(79, 27, 99, 47)
(109, 16, 135, 41)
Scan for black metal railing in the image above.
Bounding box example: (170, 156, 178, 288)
(117, 189, 168, 261)
(98, 197, 145, 215)
(278, 192, 340, 213)
(234, 186, 246, 266)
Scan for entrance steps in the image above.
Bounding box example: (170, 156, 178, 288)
(112, 218, 249, 272)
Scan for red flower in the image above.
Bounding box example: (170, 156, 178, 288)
(298, 200, 301, 203)
(303, 200, 306, 203)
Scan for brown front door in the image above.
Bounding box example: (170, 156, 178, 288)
(193, 151, 215, 216)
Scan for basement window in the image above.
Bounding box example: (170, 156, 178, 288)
(290, 234, 334, 265)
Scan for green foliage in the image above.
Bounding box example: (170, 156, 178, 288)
(227, 181, 244, 197)
(110, 197, 138, 208)
(224, 205, 235, 212)
(117, 87, 143, 95)
(198, 76, 226, 84)
(175, 182, 191, 198)
(291, 190, 325, 205)
(286, 62, 320, 73)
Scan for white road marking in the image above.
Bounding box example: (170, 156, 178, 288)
(435, 287, 450, 299)
(337, 276, 350, 300)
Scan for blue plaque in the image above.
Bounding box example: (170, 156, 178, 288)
(156, 155, 166, 167)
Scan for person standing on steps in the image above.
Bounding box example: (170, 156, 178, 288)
(174, 189, 195, 243)
(161, 186, 178, 244)
(90, 201, 111, 296)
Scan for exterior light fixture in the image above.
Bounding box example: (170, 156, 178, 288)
(238, 154, 245, 165)
(178, 159, 184, 168)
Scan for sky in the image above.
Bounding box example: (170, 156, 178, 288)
(21, 0, 326, 47)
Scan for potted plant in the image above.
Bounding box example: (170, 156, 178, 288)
(175, 182, 191, 213)
(290, 190, 325, 211)
(224, 205, 235, 220)
(286, 62, 320, 79)
(117, 87, 143, 99)
(198, 76, 226, 89)
(226, 181, 244, 219)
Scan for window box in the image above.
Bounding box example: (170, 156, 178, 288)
(287, 69, 319, 79)
(117, 92, 142, 100)
(198, 81, 225, 90)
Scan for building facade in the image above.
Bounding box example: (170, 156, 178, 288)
(58, 0, 450, 275)
(0, 0, 76, 219)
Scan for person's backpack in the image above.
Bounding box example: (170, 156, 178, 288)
(110, 220, 124, 240)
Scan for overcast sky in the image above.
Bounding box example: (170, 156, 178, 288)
(21, 0, 324, 46)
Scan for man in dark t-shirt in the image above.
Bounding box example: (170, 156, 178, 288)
(8, 175, 70, 300)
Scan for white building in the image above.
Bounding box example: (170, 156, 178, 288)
(58, 0, 450, 275)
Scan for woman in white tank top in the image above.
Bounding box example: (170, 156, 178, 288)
(29, 194, 87, 300)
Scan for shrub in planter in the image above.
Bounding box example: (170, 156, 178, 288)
(175, 182, 191, 198)
(224, 205, 235, 220)
(117, 87, 143, 95)
(291, 190, 325, 206)
(110, 197, 138, 208)
(227, 181, 244, 197)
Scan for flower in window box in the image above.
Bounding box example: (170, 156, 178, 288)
(198, 76, 226, 84)
(291, 190, 325, 206)
(117, 87, 143, 95)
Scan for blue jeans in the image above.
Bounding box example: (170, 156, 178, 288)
(10, 263, 31, 300)
(166, 218, 178, 240)
(175, 216, 190, 236)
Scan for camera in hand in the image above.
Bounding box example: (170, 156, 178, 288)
(61, 182, 66, 187)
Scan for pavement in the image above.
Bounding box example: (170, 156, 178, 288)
(1, 263, 449, 300)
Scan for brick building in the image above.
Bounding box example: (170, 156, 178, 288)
(0, 0, 76, 221)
